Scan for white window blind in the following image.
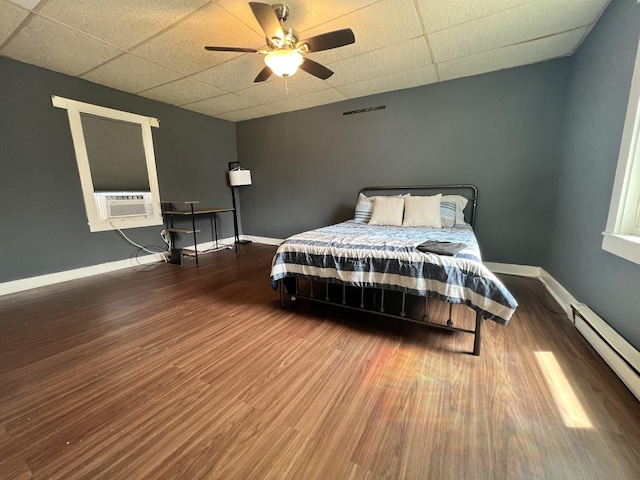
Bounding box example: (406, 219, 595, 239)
(80, 113, 150, 192)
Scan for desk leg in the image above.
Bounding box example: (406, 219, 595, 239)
(211, 213, 219, 250)
(190, 203, 198, 265)
(169, 216, 175, 250)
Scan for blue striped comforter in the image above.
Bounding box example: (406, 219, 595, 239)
(269, 221, 517, 325)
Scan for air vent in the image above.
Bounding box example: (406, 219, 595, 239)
(95, 192, 153, 220)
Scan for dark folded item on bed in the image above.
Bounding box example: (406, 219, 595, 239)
(417, 240, 466, 256)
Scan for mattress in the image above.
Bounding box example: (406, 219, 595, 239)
(269, 221, 518, 325)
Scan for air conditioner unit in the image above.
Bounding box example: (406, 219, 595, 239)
(95, 192, 154, 220)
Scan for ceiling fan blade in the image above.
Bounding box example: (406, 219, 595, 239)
(254, 66, 273, 83)
(205, 46, 259, 53)
(299, 58, 333, 80)
(249, 2, 284, 44)
(297, 28, 355, 53)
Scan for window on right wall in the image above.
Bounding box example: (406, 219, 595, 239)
(602, 38, 640, 266)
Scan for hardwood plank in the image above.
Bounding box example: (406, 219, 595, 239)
(0, 244, 639, 479)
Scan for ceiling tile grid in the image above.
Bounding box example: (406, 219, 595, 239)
(324, 36, 433, 87)
(437, 27, 589, 81)
(0, 0, 612, 122)
(335, 63, 439, 100)
(215, 103, 281, 122)
(182, 92, 258, 116)
(131, 3, 262, 76)
(36, 0, 212, 50)
(427, 0, 610, 63)
(0, 1, 30, 44)
(1, 13, 125, 76)
(139, 75, 226, 105)
(265, 87, 349, 115)
(81, 53, 185, 94)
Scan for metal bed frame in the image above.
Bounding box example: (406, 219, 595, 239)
(278, 184, 485, 356)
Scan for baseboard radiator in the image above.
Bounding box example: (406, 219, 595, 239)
(570, 303, 640, 401)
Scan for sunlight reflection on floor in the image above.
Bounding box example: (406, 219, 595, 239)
(535, 351, 593, 429)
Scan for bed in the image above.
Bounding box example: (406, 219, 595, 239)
(269, 185, 517, 355)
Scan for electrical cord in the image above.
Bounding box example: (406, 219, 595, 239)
(160, 229, 171, 249)
(110, 221, 170, 261)
(131, 244, 168, 267)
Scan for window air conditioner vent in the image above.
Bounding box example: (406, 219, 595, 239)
(95, 192, 153, 220)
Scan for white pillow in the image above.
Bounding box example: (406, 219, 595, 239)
(402, 194, 442, 227)
(354, 193, 408, 223)
(369, 196, 405, 226)
(442, 195, 469, 224)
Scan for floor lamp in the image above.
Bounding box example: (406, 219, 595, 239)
(228, 161, 252, 244)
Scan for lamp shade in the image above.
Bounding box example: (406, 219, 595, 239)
(229, 169, 252, 186)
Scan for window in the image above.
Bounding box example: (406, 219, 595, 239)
(603, 38, 640, 265)
(52, 96, 163, 232)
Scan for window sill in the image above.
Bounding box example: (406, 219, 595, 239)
(602, 232, 640, 266)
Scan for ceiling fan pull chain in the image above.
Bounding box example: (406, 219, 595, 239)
(285, 76, 289, 96)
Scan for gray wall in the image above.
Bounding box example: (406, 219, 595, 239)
(0, 57, 237, 283)
(236, 59, 571, 266)
(546, 0, 640, 349)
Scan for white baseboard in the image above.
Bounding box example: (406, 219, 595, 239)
(572, 303, 640, 401)
(486, 262, 640, 402)
(0, 236, 246, 296)
(183, 237, 235, 252)
(537, 269, 577, 318)
(483, 261, 542, 278)
(241, 235, 283, 246)
(0, 252, 166, 296)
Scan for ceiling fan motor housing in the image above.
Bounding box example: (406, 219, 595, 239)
(272, 3, 290, 22)
(267, 26, 299, 50)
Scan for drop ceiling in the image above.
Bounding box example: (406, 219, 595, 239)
(1, 0, 610, 122)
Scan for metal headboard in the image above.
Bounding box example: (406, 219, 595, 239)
(358, 184, 479, 228)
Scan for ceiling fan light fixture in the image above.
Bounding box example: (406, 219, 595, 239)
(265, 49, 303, 77)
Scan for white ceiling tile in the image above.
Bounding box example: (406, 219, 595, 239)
(0, 0, 611, 121)
(301, 0, 424, 66)
(214, 0, 265, 38)
(236, 72, 330, 103)
(217, 0, 380, 38)
(1, 14, 123, 76)
(81, 54, 184, 94)
(132, 3, 263, 75)
(438, 28, 589, 81)
(36, 0, 210, 50)
(182, 93, 257, 116)
(416, 0, 532, 33)
(139, 76, 226, 105)
(429, 0, 611, 63)
(336, 64, 438, 99)
(7, 0, 42, 10)
(216, 105, 281, 122)
(326, 37, 432, 87)
(193, 54, 267, 91)
(268, 88, 349, 114)
(0, 1, 30, 45)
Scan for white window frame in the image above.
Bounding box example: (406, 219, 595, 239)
(603, 38, 640, 266)
(52, 95, 163, 232)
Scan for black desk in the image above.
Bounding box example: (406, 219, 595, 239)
(162, 201, 237, 264)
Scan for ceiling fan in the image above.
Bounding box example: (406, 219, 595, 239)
(204, 2, 355, 83)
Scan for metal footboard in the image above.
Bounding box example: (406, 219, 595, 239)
(279, 278, 484, 356)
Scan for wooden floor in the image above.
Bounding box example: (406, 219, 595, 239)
(1, 244, 639, 479)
